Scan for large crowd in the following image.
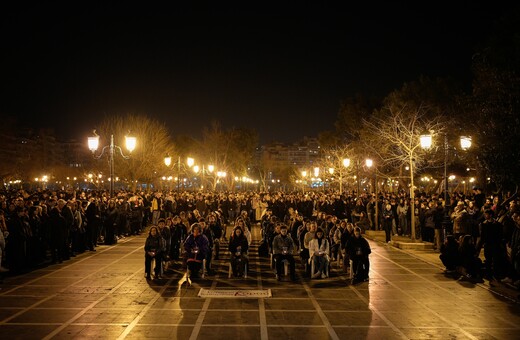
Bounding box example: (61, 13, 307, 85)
(0, 187, 519, 289)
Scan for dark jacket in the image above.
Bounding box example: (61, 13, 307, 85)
(346, 235, 371, 259)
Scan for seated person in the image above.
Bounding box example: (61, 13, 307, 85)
(272, 224, 296, 281)
(298, 221, 310, 267)
(228, 225, 249, 277)
(440, 234, 460, 273)
(309, 228, 330, 278)
(144, 226, 165, 280)
(346, 227, 371, 283)
(340, 223, 355, 274)
(302, 222, 317, 269)
(459, 234, 482, 279)
(183, 223, 209, 278)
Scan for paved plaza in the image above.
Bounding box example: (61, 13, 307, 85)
(0, 226, 519, 340)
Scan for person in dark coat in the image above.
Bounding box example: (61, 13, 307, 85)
(346, 226, 371, 283)
(476, 209, 506, 280)
(103, 200, 119, 245)
(228, 225, 249, 277)
(170, 215, 187, 261)
(440, 234, 460, 272)
(184, 223, 209, 278)
(459, 234, 482, 280)
(48, 204, 68, 264)
(5, 207, 29, 273)
(144, 226, 165, 280)
(85, 197, 101, 251)
(382, 203, 394, 243)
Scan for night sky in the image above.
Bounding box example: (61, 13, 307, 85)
(0, 3, 513, 143)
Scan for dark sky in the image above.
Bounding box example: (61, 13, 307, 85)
(0, 2, 513, 144)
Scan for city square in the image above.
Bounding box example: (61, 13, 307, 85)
(1, 226, 519, 340)
(2, 3, 520, 339)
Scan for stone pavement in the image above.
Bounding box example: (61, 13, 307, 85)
(0, 225, 519, 340)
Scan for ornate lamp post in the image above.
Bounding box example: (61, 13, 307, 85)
(88, 130, 136, 198)
(420, 132, 472, 238)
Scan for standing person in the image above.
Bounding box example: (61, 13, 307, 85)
(397, 199, 409, 236)
(170, 215, 187, 261)
(157, 218, 171, 270)
(85, 197, 101, 251)
(476, 209, 506, 280)
(184, 223, 209, 278)
(452, 201, 471, 240)
(272, 225, 296, 281)
(382, 203, 394, 243)
(346, 226, 371, 284)
(103, 199, 119, 245)
(6, 207, 30, 273)
(70, 201, 83, 256)
(0, 211, 9, 272)
(144, 226, 165, 280)
(48, 203, 68, 264)
(58, 199, 73, 259)
(129, 195, 144, 235)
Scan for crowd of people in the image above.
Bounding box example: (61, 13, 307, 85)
(0, 187, 519, 289)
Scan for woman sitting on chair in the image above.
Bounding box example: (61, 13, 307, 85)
(309, 228, 330, 279)
(229, 225, 249, 277)
(184, 223, 209, 278)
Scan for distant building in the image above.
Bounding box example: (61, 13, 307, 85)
(257, 136, 321, 170)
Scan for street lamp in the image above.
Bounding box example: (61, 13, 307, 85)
(88, 130, 136, 198)
(421, 132, 472, 237)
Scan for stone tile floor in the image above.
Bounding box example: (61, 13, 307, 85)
(0, 225, 519, 339)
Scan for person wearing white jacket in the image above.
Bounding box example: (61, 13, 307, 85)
(309, 228, 330, 278)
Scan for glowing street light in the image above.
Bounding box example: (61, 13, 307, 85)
(420, 134, 433, 149)
(460, 136, 472, 150)
(87, 130, 136, 197)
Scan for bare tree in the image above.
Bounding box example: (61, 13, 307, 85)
(97, 114, 174, 191)
(362, 106, 445, 241)
(318, 144, 356, 193)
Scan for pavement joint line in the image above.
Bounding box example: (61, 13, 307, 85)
(300, 273, 340, 340)
(41, 265, 146, 340)
(255, 238, 268, 340)
(0, 237, 134, 296)
(334, 270, 409, 340)
(187, 258, 220, 340)
(367, 245, 482, 340)
(387, 241, 520, 305)
(371, 242, 520, 328)
(0, 242, 143, 330)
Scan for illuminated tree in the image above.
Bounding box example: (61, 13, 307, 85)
(97, 114, 174, 190)
(362, 106, 445, 240)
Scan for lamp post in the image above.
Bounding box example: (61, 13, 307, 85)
(164, 156, 197, 191)
(340, 158, 350, 193)
(420, 132, 472, 238)
(88, 130, 136, 198)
